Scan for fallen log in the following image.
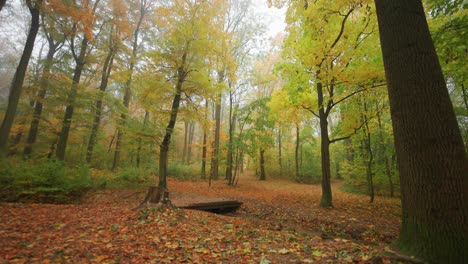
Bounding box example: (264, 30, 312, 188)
(179, 200, 242, 214)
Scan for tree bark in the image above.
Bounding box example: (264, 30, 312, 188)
(211, 70, 224, 180)
(23, 35, 60, 158)
(159, 54, 186, 190)
(317, 82, 333, 208)
(362, 103, 374, 203)
(86, 43, 115, 164)
(136, 110, 149, 168)
(56, 37, 88, 161)
(201, 100, 208, 179)
(278, 124, 283, 176)
(226, 91, 235, 185)
(182, 121, 189, 164)
(112, 0, 146, 170)
(374, 0, 468, 262)
(187, 122, 194, 164)
(259, 148, 266, 180)
(0, 0, 41, 154)
(295, 123, 300, 181)
(376, 102, 394, 197)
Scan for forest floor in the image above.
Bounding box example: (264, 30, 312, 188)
(0, 172, 406, 263)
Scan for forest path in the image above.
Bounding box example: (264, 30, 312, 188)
(168, 171, 401, 244)
(0, 172, 402, 263)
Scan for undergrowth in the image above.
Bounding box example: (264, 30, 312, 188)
(0, 159, 93, 203)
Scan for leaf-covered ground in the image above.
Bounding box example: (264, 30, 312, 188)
(0, 174, 403, 263)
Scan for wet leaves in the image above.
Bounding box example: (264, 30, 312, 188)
(0, 177, 400, 263)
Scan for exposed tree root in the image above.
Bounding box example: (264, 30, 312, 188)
(137, 186, 175, 209)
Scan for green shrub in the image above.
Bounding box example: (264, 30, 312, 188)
(116, 167, 150, 184)
(0, 159, 93, 203)
(167, 162, 201, 181)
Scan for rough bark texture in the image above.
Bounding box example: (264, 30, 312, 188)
(375, 0, 468, 262)
(56, 37, 88, 161)
(0, 0, 41, 154)
(139, 186, 172, 208)
(317, 82, 333, 208)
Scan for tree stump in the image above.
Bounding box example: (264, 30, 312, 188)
(138, 186, 174, 209)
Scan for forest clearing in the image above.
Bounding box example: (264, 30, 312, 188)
(0, 0, 466, 263)
(0, 172, 403, 263)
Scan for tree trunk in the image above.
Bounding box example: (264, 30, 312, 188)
(112, 1, 146, 170)
(158, 55, 186, 191)
(226, 92, 236, 185)
(211, 70, 224, 180)
(86, 43, 115, 164)
(259, 149, 266, 180)
(376, 102, 394, 197)
(23, 38, 59, 158)
(201, 100, 208, 179)
(187, 122, 194, 164)
(362, 103, 374, 203)
(278, 124, 283, 176)
(56, 37, 88, 161)
(375, 0, 468, 262)
(136, 110, 149, 168)
(317, 82, 333, 208)
(0, 0, 41, 154)
(182, 121, 189, 164)
(295, 122, 300, 181)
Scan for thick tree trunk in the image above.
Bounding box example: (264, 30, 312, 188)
(56, 37, 88, 161)
(375, 0, 468, 262)
(259, 149, 266, 181)
(317, 82, 333, 208)
(24, 40, 58, 158)
(86, 45, 115, 163)
(0, 0, 41, 154)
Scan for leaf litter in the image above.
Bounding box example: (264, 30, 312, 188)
(0, 175, 401, 263)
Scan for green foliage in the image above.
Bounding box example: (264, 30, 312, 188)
(0, 159, 93, 203)
(167, 162, 207, 181)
